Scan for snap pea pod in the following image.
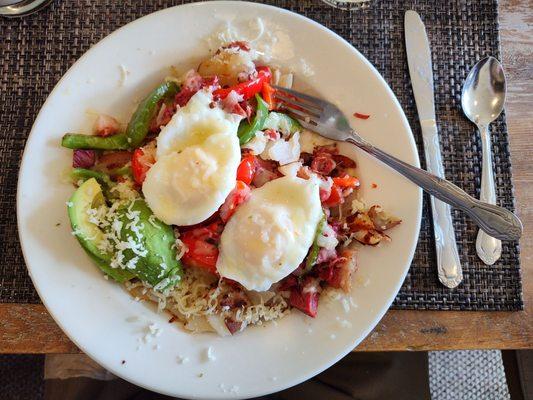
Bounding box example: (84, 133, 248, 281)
(62, 133, 130, 150)
(304, 215, 326, 273)
(263, 112, 301, 136)
(125, 81, 180, 148)
(237, 94, 269, 145)
(61, 81, 180, 150)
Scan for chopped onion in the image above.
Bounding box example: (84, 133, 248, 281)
(261, 131, 300, 165)
(242, 130, 268, 154)
(73, 149, 96, 168)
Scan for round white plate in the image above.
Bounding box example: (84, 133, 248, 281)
(17, 2, 421, 399)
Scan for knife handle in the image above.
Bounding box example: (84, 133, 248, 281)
(420, 121, 462, 288)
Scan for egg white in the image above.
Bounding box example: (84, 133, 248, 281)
(143, 90, 241, 226)
(217, 176, 323, 291)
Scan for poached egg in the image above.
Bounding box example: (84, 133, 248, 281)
(143, 90, 241, 226)
(216, 176, 323, 291)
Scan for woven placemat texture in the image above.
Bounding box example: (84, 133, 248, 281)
(0, 0, 522, 309)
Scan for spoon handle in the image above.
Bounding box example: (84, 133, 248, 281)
(476, 124, 502, 265)
(347, 134, 523, 241)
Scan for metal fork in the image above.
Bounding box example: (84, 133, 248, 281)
(273, 85, 522, 241)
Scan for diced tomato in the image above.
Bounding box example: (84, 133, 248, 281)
(290, 288, 319, 318)
(322, 183, 344, 207)
(213, 66, 271, 100)
(236, 155, 257, 185)
(261, 82, 275, 110)
(333, 175, 360, 189)
(180, 221, 223, 275)
(219, 181, 251, 223)
(131, 144, 156, 185)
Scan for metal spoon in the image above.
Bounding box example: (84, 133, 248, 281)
(0, 0, 52, 17)
(461, 56, 506, 265)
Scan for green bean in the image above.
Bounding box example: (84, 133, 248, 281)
(70, 168, 113, 187)
(61, 133, 130, 150)
(125, 81, 180, 148)
(263, 112, 302, 136)
(304, 215, 326, 273)
(238, 94, 269, 145)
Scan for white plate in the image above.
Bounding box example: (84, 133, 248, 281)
(17, 2, 421, 399)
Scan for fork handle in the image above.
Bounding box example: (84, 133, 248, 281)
(346, 135, 522, 241)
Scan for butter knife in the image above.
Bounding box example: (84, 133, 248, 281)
(404, 10, 463, 288)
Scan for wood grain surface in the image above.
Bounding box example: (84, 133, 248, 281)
(0, 0, 531, 353)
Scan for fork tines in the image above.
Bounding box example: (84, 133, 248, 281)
(272, 85, 323, 126)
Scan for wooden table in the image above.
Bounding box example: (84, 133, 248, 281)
(0, 0, 531, 354)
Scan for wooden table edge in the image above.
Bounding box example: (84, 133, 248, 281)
(1, 303, 531, 354)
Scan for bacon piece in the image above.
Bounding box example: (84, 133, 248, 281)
(311, 154, 336, 175)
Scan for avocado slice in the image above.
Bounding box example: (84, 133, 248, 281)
(67, 178, 135, 283)
(114, 199, 182, 290)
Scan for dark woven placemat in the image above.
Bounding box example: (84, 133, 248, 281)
(0, 0, 522, 310)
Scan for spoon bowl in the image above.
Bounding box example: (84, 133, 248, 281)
(461, 56, 507, 266)
(462, 56, 506, 126)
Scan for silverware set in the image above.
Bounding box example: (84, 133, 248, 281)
(273, 10, 522, 288)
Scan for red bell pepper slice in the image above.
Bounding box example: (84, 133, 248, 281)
(261, 82, 275, 110)
(131, 146, 156, 185)
(236, 155, 257, 185)
(213, 66, 272, 100)
(332, 175, 360, 189)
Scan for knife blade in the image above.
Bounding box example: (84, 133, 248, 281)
(405, 10, 463, 288)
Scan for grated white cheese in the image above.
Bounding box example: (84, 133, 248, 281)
(317, 223, 339, 250)
(261, 131, 300, 165)
(242, 130, 268, 154)
(118, 64, 130, 87)
(205, 346, 216, 362)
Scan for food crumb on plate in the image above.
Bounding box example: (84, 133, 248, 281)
(205, 346, 216, 362)
(177, 355, 190, 364)
(330, 333, 337, 340)
(219, 383, 240, 394)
